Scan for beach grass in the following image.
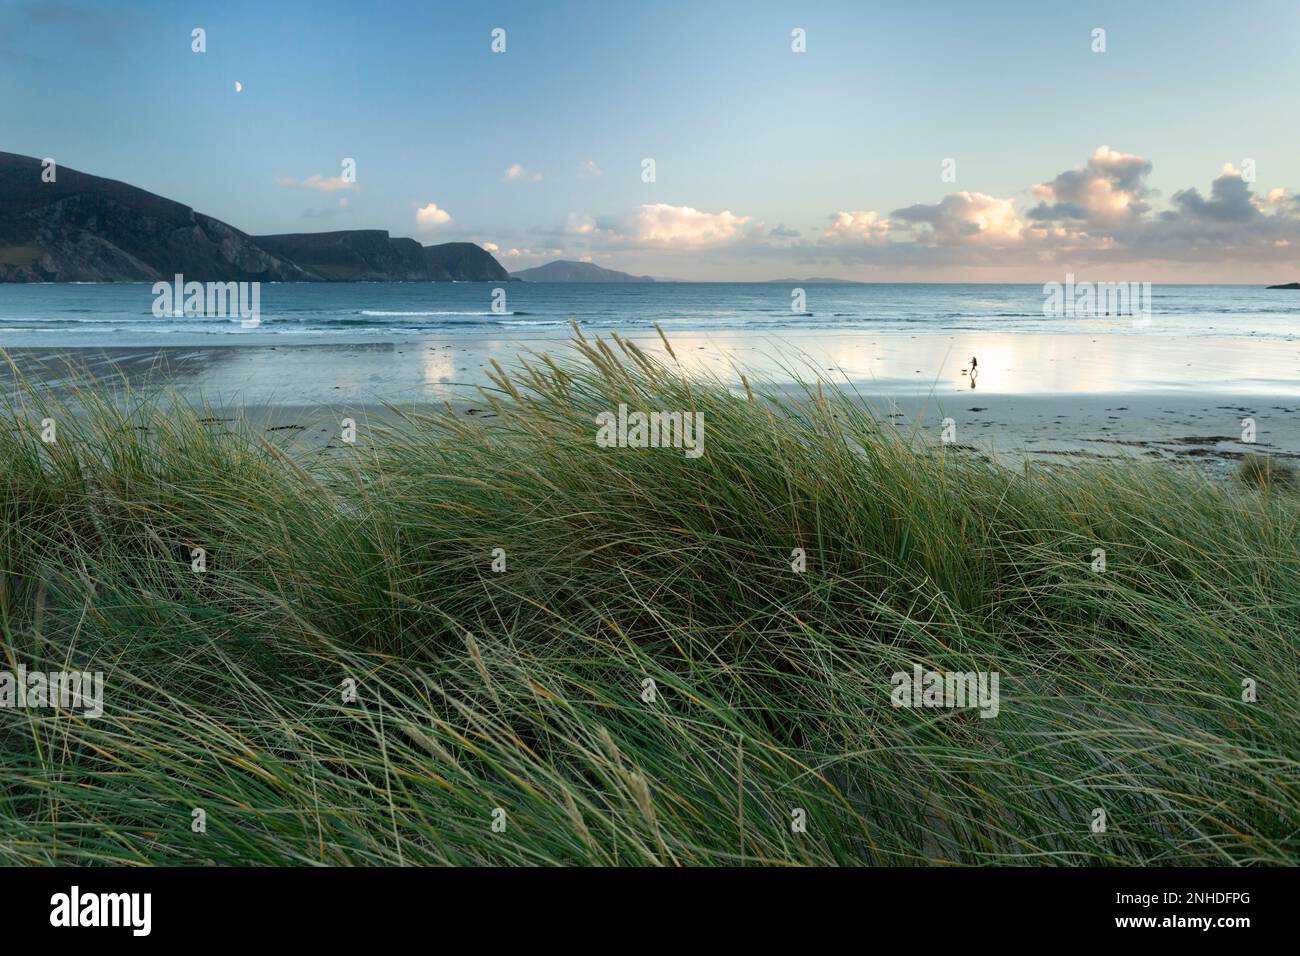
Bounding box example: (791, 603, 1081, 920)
(0, 332, 1296, 866)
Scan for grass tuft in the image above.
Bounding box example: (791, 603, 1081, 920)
(1236, 453, 1297, 492)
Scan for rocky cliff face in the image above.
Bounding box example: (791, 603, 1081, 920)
(254, 232, 509, 282)
(0, 152, 508, 282)
(0, 153, 310, 282)
(420, 242, 512, 282)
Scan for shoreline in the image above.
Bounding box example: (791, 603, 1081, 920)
(5, 332, 1300, 474)
(4, 342, 1295, 476)
(5, 327, 1300, 394)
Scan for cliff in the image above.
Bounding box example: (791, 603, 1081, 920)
(0, 152, 507, 282)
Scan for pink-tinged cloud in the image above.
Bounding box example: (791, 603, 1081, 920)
(822, 210, 891, 244)
(533, 147, 1300, 279)
(276, 174, 357, 193)
(891, 192, 1023, 245)
(1028, 145, 1152, 226)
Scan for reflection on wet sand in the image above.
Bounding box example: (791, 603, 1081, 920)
(5, 333, 1299, 479)
(4, 328, 1299, 408)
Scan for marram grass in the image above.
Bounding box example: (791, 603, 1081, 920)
(0, 333, 1296, 866)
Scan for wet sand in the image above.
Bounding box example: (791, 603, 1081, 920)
(3, 330, 1298, 475)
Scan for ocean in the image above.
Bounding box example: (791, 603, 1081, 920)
(0, 282, 1297, 348)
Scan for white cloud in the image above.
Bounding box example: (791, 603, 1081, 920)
(505, 163, 542, 182)
(416, 202, 451, 230)
(482, 241, 500, 252)
(578, 159, 602, 178)
(503, 245, 564, 263)
(623, 203, 751, 246)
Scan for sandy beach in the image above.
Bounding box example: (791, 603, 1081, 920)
(5, 330, 1298, 475)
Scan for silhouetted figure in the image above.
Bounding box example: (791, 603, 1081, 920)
(971, 356, 977, 371)
(970, 367, 978, 389)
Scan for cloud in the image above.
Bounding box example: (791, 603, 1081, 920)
(1170, 164, 1258, 222)
(505, 203, 762, 273)
(482, 241, 499, 252)
(0, 0, 141, 57)
(1121, 163, 1300, 267)
(415, 202, 451, 229)
(1027, 145, 1152, 226)
(1259, 187, 1290, 210)
(622, 203, 752, 246)
(499, 245, 565, 265)
(564, 212, 597, 235)
(891, 192, 1023, 245)
(276, 174, 356, 193)
(578, 160, 602, 178)
(821, 211, 889, 244)
(505, 163, 543, 182)
(503, 147, 1300, 278)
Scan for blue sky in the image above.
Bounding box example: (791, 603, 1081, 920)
(3, 0, 1299, 280)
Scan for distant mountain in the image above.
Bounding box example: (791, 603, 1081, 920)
(762, 277, 866, 284)
(511, 260, 654, 282)
(0, 152, 508, 282)
(1266, 282, 1300, 289)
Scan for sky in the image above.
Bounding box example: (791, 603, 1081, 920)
(2, 0, 1299, 282)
